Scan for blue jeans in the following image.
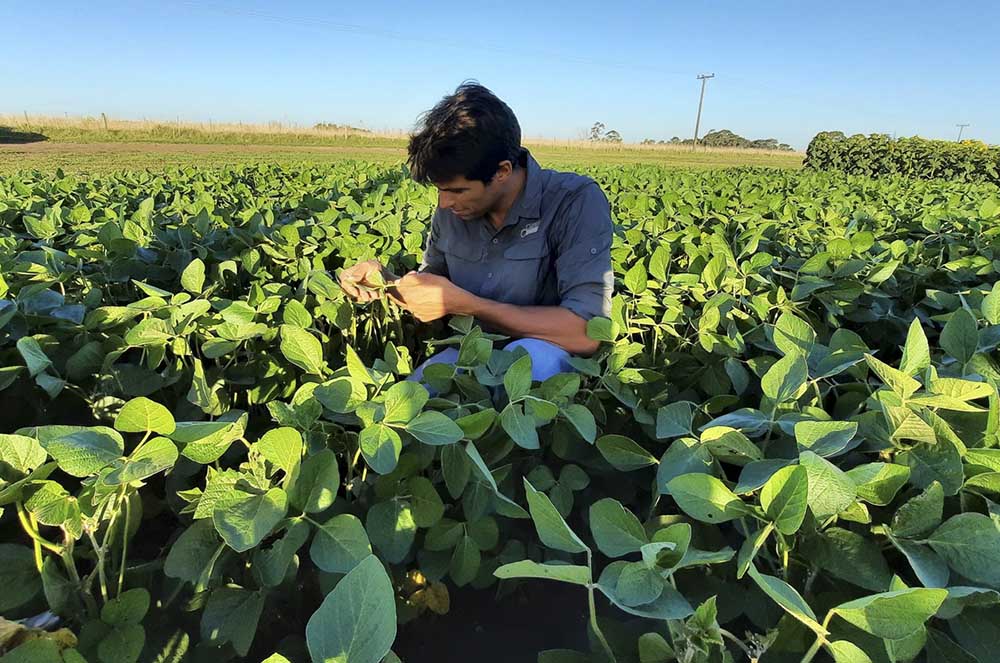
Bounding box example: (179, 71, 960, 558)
(407, 338, 573, 388)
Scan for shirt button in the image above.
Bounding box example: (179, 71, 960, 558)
(590, 248, 597, 255)
(492, 238, 499, 244)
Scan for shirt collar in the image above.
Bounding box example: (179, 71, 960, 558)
(508, 148, 542, 222)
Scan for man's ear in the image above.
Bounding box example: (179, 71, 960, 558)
(493, 160, 513, 184)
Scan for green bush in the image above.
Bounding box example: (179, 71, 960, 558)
(1, 163, 1000, 662)
(805, 132, 1000, 185)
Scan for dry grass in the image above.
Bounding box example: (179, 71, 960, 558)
(0, 114, 805, 173)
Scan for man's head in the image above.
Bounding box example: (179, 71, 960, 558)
(407, 82, 523, 220)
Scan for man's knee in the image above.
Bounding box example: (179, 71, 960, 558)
(504, 338, 572, 383)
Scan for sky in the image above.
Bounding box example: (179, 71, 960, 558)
(3, 1, 999, 150)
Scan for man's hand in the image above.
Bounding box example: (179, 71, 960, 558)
(389, 271, 475, 322)
(338, 260, 391, 303)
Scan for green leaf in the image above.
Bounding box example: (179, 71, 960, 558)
(624, 261, 647, 294)
(98, 624, 145, 663)
(310, 514, 372, 574)
(926, 513, 1000, 587)
(794, 420, 857, 457)
(801, 527, 891, 592)
(494, 560, 591, 586)
(760, 465, 809, 535)
(701, 426, 762, 465)
(283, 299, 312, 328)
(586, 317, 619, 342)
(306, 556, 396, 663)
(596, 434, 657, 471)
(171, 420, 242, 464)
(257, 427, 303, 474)
(655, 401, 693, 439)
(761, 353, 808, 403)
(831, 588, 947, 640)
(597, 561, 693, 620)
(47, 429, 124, 477)
(200, 586, 265, 657)
(407, 476, 445, 528)
(0, 434, 47, 474)
(102, 588, 150, 625)
(616, 562, 664, 606)
(165, 520, 223, 586)
(523, 478, 588, 554)
(773, 312, 816, 358)
(940, 309, 978, 364)
(891, 481, 943, 538)
(280, 325, 326, 375)
(846, 463, 910, 506)
(359, 424, 402, 475)
(113, 397, 176, 434)
(561, 404, 596, 443)
(454, 408, 496, 440)
(746, 565, 821, 632)
(504, 355, 533, 401)
(983, 282, 1000, 326)
(404, 411, 464, 446)
(826, 641, 875, 663)
(899, 318, 931, 375)
(16, 336, 52, 377)
(366, 500, 415, 564)
(638, 632, 675, 663)
(105, 436, 178, 484)
(0, 544, 42, 611)
(213, 488, 288, 553)
(382, 381, 429, 425)
(345, 343, 374, 384)
(899, 439, 964, 496)
(589, 498, 648, 557)
(655, 438, 713, 492)
(449, 534, 480, 586)
(499, 404, 539, 450)
(314, 377, 368, 414)
(288, 449, 340, 513)
(864, 353, 921, 399)
(180, 258, 206, 294)
(441, 444, 471, 498)
(666, 473, 749, 523)
(799, 450, 857, 520)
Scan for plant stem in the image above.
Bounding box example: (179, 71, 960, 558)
(799, 612, 834, 663)
(117, 491, 131, 595)
(585, 550, 616, 662)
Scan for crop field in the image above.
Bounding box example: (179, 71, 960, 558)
(1, 159, 1000, 663)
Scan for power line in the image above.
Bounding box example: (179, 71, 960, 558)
(692, 73, 715, 148)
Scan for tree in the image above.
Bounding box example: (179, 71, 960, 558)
(604, 130, 622, 143)
(589, 122, 606, 142)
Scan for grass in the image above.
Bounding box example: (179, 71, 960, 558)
(0, 114, 806, 174)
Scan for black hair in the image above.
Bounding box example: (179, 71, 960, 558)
(407, 81, 522, 185)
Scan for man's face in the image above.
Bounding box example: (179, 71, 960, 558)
(432, 161, 511, 220)
(432, 175, 497, 220)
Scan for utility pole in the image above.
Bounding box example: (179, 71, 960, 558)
(956, 123, 970, 141)
(692, 73, 715, 149)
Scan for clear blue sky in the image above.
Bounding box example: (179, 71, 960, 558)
(3, 1, 998, 149)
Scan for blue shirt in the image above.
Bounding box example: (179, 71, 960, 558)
(419, 149, 614, 322)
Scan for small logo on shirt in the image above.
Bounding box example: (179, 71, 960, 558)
(520, 222, 540, 238)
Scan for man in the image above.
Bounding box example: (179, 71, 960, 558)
(338, 82, 614, 384)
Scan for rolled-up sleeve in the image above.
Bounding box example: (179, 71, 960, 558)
(419, 209, 449, 277)
(553, 182, 614, 320)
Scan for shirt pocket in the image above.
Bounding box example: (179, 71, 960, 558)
(501, 238, 552, 305)
(439, 239, 485, 292)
